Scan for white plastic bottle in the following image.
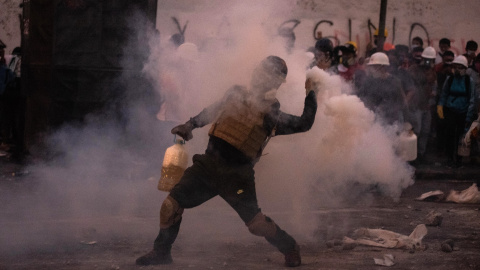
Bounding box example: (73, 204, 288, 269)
(158, 136, 189, 192)
(399, 124, 417, 161)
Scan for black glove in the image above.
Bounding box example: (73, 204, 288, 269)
(171, 121, 194, 141)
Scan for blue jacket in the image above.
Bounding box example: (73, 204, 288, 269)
(439, 75, 476, 123)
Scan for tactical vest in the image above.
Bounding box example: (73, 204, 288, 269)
(209, 97, 269, 160)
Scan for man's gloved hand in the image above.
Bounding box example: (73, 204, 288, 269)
(171, 121, 194, 141)
(437, 105, 444, 119)
(305, 78, 318, 96)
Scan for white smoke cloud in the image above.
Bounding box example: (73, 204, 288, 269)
(0, 0, 415, 256)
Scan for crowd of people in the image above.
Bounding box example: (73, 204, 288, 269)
(308, 33, 479, 168)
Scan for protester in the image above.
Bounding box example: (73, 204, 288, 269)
(433, 50, 455, 152)
(356, 52, 407, 125)
(136, 56, 318, 267)
(408, 46, 437, 164)
(435, 38, 452, 64)
(312, 38, 334, 72)
(437, 55, 476, 167)
(337, 41, 361, 82)
(366, 28, 388, 57)
(411, 36, 424, 51)
(463, 40, 478, 68)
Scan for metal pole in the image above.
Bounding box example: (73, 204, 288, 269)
(377, 0, 387, 52)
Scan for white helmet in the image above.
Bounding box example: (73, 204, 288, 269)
(367, 52, 390, 66)
(421, 46, 436, 59)
(176, 42, 199, 62)
(452, 55, 468, 68)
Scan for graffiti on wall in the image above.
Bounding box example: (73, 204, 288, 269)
(309, 17, 466, 56)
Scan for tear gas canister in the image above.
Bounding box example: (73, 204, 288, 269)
(399, 129, 417, 161)
(158, 136, 189, 192)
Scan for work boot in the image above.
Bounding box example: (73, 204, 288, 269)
(135, 249, 172, 265)
(284, 245, 301, 267)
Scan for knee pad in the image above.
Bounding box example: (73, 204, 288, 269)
(246, 212, 277, 238)
(160, 196, 184, 229)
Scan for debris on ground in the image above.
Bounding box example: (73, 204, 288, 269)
(425, 210, 443, 226)
(415, 184, 480, 204)
(441, 239, 455, 253)
(342, 224, 427, 250)
(374, 254, 395, 266)
(446, 183, 480, 204)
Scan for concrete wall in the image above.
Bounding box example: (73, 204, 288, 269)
(2, 0, 479, 57)
(0, 0, 23, 52)
(155, 0, 480, 56)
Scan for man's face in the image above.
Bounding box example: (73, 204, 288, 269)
(439, 44, 450, 53)
(442, 55, 454, 65)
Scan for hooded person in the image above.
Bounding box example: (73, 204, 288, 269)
(136, 55, 318, 267)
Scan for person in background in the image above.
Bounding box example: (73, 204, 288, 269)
(356, 52, 407, 125)
(366, 28, 388, 57)
(410, 46, 424, 66)
(408, 46, 437, 164)
(337, 41, 360, 82)
(437, 55, 476, 168)
(0, 44, 15, 155)
(136, 56, 318, 267)
(463, 40, 478, 68)
(433, 50, 455, 153)
(435, 38, 452, 64)
(312, 38, 334, 72)
(411, 36, 424, 51)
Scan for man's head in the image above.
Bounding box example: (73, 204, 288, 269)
(439, 38, 451, 54)
(411, 47, 424, 64)
(251, 56, 288, 95)
(452, 55, 468, 77)
(314, 38, 333, 69)
(367, 52, 390, 78)
(421, 46, 436, 68)
(442, 50, 455, 65)
(412, 36, 424, 49)
(465, 40, 478, 64)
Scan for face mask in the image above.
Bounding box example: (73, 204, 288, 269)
(467, 50, 476, 55)
(445, 61, 452, 65)
(411, 44, 419, 50)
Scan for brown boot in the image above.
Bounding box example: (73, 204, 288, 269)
(135, 249, 172, 265)
(284, 247, 301, 267)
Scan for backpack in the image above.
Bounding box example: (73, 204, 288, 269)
(445, 74, 471, 97)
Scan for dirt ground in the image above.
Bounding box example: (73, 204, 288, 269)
(1, 166, 479, 270)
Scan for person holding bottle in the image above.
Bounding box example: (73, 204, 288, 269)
(136, 56, 318, 267)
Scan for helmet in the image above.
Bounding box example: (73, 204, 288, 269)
(344, 41, 357, 54)
(176, 42, 199, 62)
(374, 28, 388, 37)
(315, 38, 334, 54)
(421, 46, 436, 59)
(367, 52, 390, 66)
(452, 55, 468, 68)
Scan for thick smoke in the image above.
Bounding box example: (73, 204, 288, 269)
(0, 0, 415, 255)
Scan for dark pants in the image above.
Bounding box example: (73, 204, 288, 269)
(155, 153, 297, 254)
(444, 108, 467, 163)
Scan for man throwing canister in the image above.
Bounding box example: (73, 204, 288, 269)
(136, 55, 318, 267)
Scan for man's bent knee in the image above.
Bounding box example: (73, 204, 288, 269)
(160, 195, 184, 229)
(246, 212, 277, 238)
